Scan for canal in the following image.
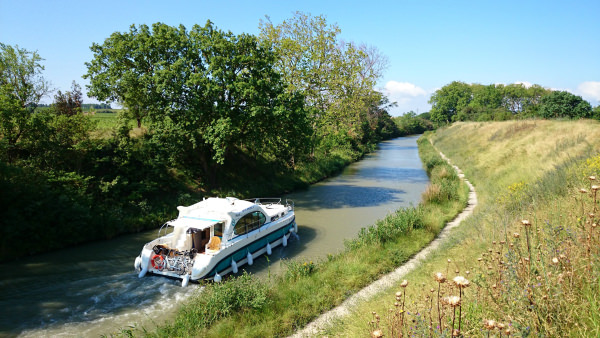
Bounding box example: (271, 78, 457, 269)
(0, 135, 428, 337)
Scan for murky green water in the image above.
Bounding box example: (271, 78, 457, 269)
(0, 135, 428, 337)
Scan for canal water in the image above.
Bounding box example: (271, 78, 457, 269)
(0, 135, 429, 337)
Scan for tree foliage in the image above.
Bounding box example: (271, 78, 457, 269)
(428, 81, 595, 123)
(0, 43, 51, 162)
(259, 12, 391, 152)
(538, 90, 592, 119)
(429, 81, 472, 123)
(53, 81, 83, 116)
(85, 22, 311, 170)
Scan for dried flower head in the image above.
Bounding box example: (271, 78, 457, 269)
(371, 329, 384, 338)
(521, 219, 531, 226)
(483, 319, 496, 330)
(446, 295, 461, 307)
(400, 280, 408, 288)
(513, 232, 520, 238)
(395, 291, 402, 298)
(590, 176, 597, 181)
(552, 257, 559, 265)
(496, 322, 506, 330)
(580, 188, 589, 194)
(434, 272, 447, 283)
(453, 275, 470, 288)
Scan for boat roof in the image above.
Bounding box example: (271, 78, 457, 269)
(169, 197, 261, 230)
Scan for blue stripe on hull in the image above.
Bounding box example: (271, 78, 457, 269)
(206, 222, 294, 278)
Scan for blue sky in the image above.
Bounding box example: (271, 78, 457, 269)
(1, 0, 599, 116)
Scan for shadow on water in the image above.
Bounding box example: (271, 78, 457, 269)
(293, 185, 405, 210)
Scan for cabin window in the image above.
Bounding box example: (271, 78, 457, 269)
(234, 211, 266, 235)
(214, 222, 224, 237)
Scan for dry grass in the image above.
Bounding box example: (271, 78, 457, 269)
(325, 120, 600, 337)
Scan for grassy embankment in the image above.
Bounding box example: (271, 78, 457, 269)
(326, 120, 600, 337)
(115, 130, 469, 337)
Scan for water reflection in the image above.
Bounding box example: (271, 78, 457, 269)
(294, 185, 404, 210)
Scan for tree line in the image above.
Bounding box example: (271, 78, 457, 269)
(429, 81, 600, 123)
(0, 13, 412, 260)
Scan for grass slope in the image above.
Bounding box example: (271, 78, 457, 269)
(327, 120, 600, 337)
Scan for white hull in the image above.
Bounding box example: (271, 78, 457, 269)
(135, 197, 296, 286)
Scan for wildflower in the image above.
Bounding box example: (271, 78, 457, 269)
(496, 322, 506, 330)
(395, 291, 402, 298)
(521, 219, 531, 226)
(477, 257, 483, 261)
(434, 272, 446, 283)
(452, 329, 460, 337)
(552, 257, 559, 265)
(446, 295, 461, 307)
(453, 276, 470, 288)
(483, 319, 496, 330)
(371, 329, 384, 338)
(400, 280, 408, 288)
(513, 232, 520, 238)
(580, 188, 589, 194)
(590, 176, 597, 181)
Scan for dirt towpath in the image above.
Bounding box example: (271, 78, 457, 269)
(291, 149, 477, 337)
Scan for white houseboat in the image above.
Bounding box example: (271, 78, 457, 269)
(134, 197, 297, 286)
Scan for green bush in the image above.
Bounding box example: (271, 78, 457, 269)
(162, 272, 269, 334)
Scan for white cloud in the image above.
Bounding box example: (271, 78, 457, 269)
(381, 81, 430, 116)
(515, 81, 533, 88)
(384, 81, 427, 99)
(576, 81, 600, 102)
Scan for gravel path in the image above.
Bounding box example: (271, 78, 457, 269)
(291, 149, 477, 337)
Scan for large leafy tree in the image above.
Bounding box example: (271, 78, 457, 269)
(429, 81, 472, 123)
(85, 22, 310, 176)
(259, 12, 387, 151)
(538, 90, 592, 119)
(0, 43, 51, 163)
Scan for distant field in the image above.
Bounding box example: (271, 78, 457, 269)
(89, 111, 120, 128)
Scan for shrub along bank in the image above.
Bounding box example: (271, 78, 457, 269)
(119, 134, 469, 337)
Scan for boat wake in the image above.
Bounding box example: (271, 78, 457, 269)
(17, 272, 199, 337)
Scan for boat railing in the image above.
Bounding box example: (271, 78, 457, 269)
(158, 220, 176, 237)
(245, 198, 294, 210)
